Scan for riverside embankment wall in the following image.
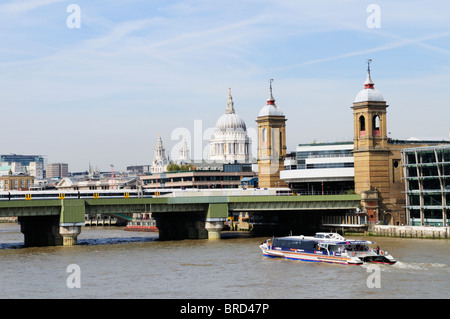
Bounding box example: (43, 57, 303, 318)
(371, 225, 450, 239)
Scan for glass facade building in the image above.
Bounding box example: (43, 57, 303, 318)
(0, 154, 45, 167)
(401, 145, 450, 226)
(280, 142, 355, 195)
(296, 143, 354, 170)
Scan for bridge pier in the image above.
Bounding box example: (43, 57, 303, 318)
(187, 221, 208, 239)
(154, 212, 208, 240)
(158, 220, 188, 240)
(19, 216, 63, 247)
(205, 220, 224, 240)
(18, 216, 83, 247)
(153, 212, 215, 240)
(151, 202, 229, 240)
(59, 224, 82, 246)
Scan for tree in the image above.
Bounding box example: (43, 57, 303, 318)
(166, 163, 181, 172)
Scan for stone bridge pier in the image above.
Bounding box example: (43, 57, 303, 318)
(17, 199, 85, 247)
(153, 213, 226, 240)
(19, 215, 82, 247)
(152, 203, 228, 240)
(205, 220, 224, 240)
(154, 213, 208, 240)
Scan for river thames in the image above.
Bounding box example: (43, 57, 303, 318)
(0, 223, 449, 299)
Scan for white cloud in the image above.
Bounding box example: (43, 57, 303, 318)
(276, 30, 450, 71)
(0, 0, 65, 14)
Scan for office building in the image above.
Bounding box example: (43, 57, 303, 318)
(46, 163, 69, 179)
(0, 154, 45, 167)
(401, 145, 450, 226)
(0, 173, 34, 191)
(280, 142, 354, 194)
(141, 163, 256, 189)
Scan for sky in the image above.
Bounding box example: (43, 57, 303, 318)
(1, 0, 450, 172)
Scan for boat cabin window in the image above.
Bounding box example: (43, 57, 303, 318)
(315, 233, 334, 239)
(272, 238, 317, 250)
(343, 244, 369, 252)
(328, 245, 341, 252)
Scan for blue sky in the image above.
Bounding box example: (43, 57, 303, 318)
(1, 0, 450, 171)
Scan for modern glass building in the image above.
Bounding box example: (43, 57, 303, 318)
(0, 154, 46, 167)
(280, 142, 355, 195)
(401, 145, 450, 226)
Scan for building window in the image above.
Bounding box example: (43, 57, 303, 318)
(373, 115, 380, 129)
(373, 115, 380, 136)
(392, 159, 400, 183)
(359, 115, 365, 133)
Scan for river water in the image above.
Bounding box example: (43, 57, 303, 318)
(0, 223, 449, 299)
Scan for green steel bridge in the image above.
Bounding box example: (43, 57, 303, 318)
(0, 193, 361, 246)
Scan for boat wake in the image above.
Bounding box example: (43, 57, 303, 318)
(382, 261, 450, 272)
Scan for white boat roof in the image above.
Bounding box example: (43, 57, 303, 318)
(277, 233, 375, 245)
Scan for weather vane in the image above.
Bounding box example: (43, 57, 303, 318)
(366, 59, 372, 73)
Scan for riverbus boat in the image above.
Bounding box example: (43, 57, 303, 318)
(124, 219, 158, 232)
(259, 232, 397, 265)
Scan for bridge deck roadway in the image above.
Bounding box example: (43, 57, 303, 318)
(151, 194, 362, 214)
(0, 194, 361, 222)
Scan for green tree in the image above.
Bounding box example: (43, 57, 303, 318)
(166, 163, 181, 172)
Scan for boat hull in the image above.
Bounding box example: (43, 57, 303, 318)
(124, 225, 158, 232)
(260, 246, 362, 265)
(358, 255, 397, 265)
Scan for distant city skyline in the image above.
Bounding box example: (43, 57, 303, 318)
(1, 0, 449, 172)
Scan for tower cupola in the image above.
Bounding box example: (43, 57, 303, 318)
(354, 59, 385, 103)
